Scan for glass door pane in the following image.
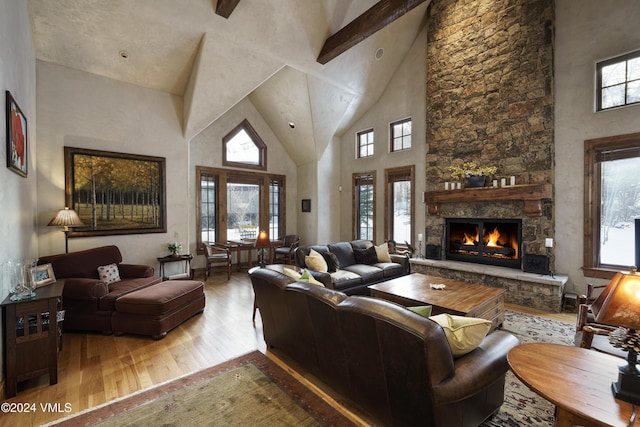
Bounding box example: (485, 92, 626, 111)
(227, 182, 259, 241)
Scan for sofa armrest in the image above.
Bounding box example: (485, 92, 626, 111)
(432, 330, 519, 405)
(62, 278, 109, 300)
(390, 253, 410, 273)
(118, 263, 155, 278)
(307, 270, 332, 288)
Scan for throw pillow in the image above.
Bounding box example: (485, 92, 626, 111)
(408, 305, 432, 317)
(97, 263, 121, 285)
(298, 269, 325, 287)
(283, 267, 302, 280)
(353, 246, 378, 265)
(429, 314, 492, 357)
(374, 243, 392, 263)
(321, 252, 340, 272)
(305, 248, 328, 272)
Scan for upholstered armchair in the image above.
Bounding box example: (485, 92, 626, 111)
(273, 235, 300, 265)
(203, 242, 232, 280)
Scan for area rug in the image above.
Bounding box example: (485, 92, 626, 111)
(481, 310, 575, 426)
(49, 351, 354, 427)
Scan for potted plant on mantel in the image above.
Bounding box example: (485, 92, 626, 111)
(448, 162, 497, 188)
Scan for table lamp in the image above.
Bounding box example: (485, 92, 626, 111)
(254, 230, 271, 268)
(592, 268, 640, 404)
(48, 207, 85, 253)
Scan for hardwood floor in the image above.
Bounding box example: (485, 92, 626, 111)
(0, 271, 577, 426)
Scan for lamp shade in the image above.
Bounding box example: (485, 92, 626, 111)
(48, 207, 85, 229)
(254, 230, 270, 249)
(593, 270, 640, 330)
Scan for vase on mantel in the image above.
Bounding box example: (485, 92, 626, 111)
(466, 175, 487, 188)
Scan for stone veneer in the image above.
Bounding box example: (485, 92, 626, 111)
(424, 0, 555, 287)
(410, 259, 567, 313)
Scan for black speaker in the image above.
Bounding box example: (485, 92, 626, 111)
(523, 253, 550, 275)
(425, 244, 441, 260)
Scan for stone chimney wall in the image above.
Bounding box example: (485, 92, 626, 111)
(424, 0, 554, 258)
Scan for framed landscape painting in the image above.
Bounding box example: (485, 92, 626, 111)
(6, 91, 28, 177)
(64, 147, 167, 237)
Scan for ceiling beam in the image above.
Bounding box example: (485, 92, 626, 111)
(215, 0, 241, 19)
(317, 0, 427, 64)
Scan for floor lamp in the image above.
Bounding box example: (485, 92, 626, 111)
(48, 207, 85, 253)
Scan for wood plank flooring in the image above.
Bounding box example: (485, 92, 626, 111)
(0, 270, 577, 427)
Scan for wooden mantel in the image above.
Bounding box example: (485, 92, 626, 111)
(425, 183, 552, 216)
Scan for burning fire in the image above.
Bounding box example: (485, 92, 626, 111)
(485, 227, 500, 247)
(462, 228, 478, 245)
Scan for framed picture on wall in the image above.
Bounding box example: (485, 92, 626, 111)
(64, 146, 167, 237)
(6, 91, 28, 177)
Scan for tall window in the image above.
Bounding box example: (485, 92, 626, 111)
(223, 119, 267, 170)
(357, 129, 374, 158)
(596, 50, 640, 111)
(353, 172, 375, 240)
(390, 118, 412, 152)
(584, 132, 640, 278)
(385, 166, 414, 244)
(269, 178, 284, 241)
(200, 173, 217, 243)
(196, 167, 285, 251)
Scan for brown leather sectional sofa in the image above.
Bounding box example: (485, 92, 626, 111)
(249, 266, 520, 427)
(294, 239, 410, 295)
(39, 246, 162, 333)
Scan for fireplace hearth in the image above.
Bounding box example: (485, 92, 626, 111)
(446, 218, 522, 269)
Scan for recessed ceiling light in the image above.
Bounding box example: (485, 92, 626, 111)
(375, 48, 384, 60)
(288, 122, 295, 129)
(119, 50, 129, 59)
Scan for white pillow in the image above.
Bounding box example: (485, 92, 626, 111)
(430, 314, 491, 357)
(305, 249, 328, 272)
(283, 267, 302, 280)
(375, 243, 392, 263)
(97, 263, 121, 285)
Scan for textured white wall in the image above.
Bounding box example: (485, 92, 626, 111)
(339, 25, 427, 246)
(555, 0, 640, 292)
(35, 61, 189, 268)
(0, 0, 37, 383)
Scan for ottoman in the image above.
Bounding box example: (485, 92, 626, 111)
(112, 280, 205, 339)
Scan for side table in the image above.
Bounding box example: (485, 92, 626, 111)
(508, 342, 636, 427)
(157, 254, 193, 280)
(1, 281, 64, 398)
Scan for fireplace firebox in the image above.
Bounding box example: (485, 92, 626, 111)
(446, 218, 522, 269)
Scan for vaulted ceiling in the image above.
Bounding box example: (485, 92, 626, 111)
(27, 0, 429, 165)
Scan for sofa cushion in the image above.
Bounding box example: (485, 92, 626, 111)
(354, 246, 378, 265)
(98, 263, 121, 284)
(305, 249, 328, 272)
(374, 262, 406, 278)
(330, 270, 362, 291)
(430, 314, 492, 357)
(98, 277, 162, 311)
(342, 264, 384, 282)
(328, 242, 357, 268)
(408, 305, 433, 317)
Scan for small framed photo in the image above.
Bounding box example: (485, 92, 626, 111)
(6, 91, 28, 177)
(29, 263, 56, 288)
(301, 199, 311, 213)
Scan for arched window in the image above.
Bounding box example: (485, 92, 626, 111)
(223, 119, 266, 170)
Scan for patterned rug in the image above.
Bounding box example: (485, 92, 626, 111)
(481, 310, 576, 426)
(47, 351, 354, 427)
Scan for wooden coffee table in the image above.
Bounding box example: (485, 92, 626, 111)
(508, 343, 635, 427)
(369, 273, 505, 331)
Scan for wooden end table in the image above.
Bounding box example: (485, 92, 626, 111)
(508, 342, 637, 427)
(1, 281, 64, 398)
(369, 273, 505, 331)
(157, 254, 193, 280)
